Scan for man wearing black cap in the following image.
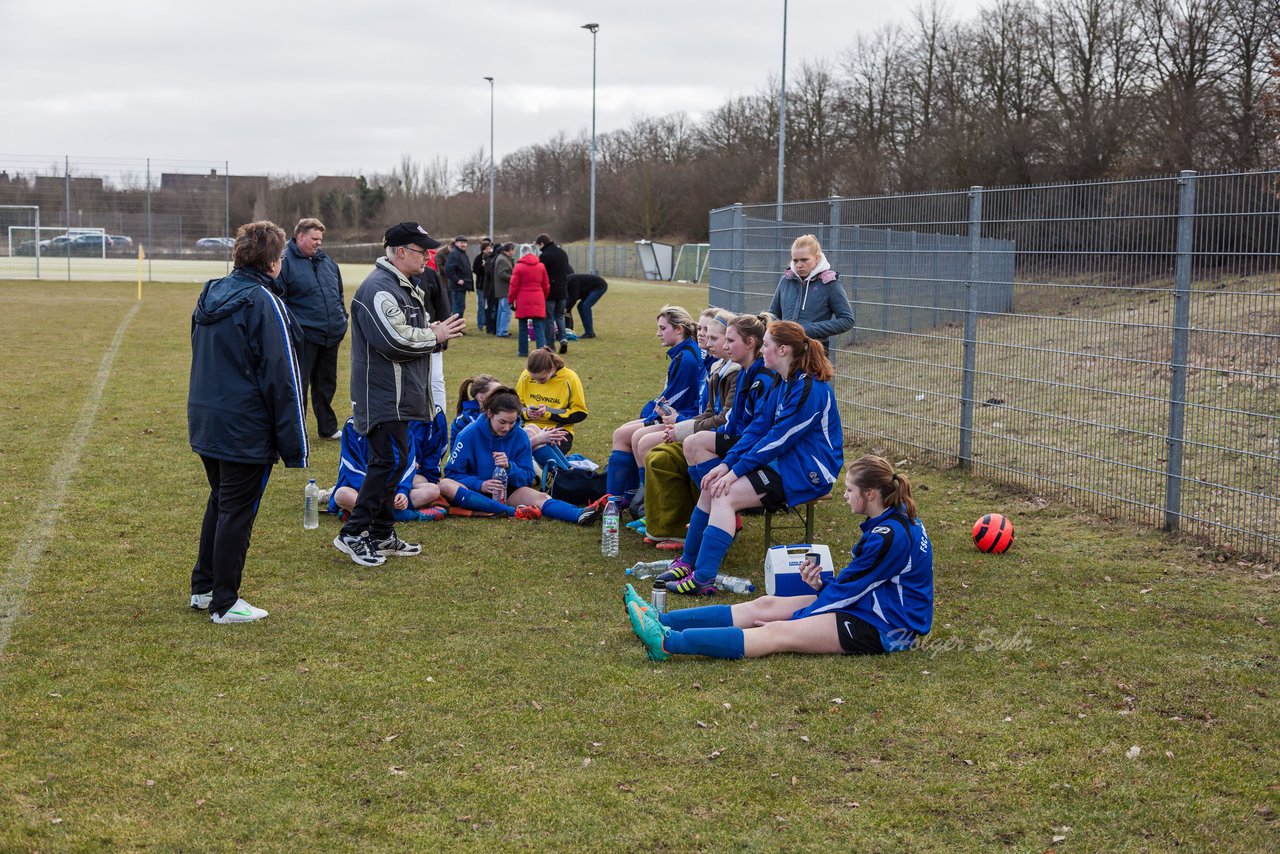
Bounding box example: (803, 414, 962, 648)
(333, 222, 465, 568)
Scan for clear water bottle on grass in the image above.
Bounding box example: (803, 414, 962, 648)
(601, 497, 620, 557)
(303, 479, 320, 530)
(626, 560, 674, 579)
(714, 573, 755, 594)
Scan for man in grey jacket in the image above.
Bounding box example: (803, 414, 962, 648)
(768, 233, 854, 355)
(333, 222, 465, 568)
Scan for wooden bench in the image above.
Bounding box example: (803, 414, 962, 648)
(762, 494, 830, 546)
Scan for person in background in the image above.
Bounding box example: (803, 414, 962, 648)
(188, 220, 307, 624)
(625, 456, 932, 661)
(768, 233, 854, 356)
(493, 242, 516, 337)
(479, 239, 500, 334)
(566, 272, 608, 338)
(444, 235, 473, 323)
(333, 222, 464, 568)
(415, 245, 452, 420)
(472, 238, 492, 333)
(534, 233, 571, 354)
(508, 243, 549, 358)
(278, 217, 346, 440)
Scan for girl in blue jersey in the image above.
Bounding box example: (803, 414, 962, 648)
(439, 387, 603, 524)
(626, 455, 933, 660)
(606, 305, 705, 505)
(659, 320, 845, 595)
(329, 417, 447, 522)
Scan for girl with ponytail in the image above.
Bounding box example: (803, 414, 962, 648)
(625, 455, 934, 662)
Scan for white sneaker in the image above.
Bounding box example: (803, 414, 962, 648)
(190, 591, 213, 611)
(329, 430, 343, 440)
(210, 598, 269, 624)
(317, 487, 333, 505)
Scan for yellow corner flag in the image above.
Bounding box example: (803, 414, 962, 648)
(136, 244, 146, 300)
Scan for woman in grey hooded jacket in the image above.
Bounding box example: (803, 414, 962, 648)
(767, 234, 853, 355)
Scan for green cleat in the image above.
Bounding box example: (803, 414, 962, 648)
(623, 583, 649, 613)
(627, 600, 671, 662)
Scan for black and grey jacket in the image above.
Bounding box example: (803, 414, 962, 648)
(348, 258, 441, 433)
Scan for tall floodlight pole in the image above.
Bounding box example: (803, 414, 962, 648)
(484, 76, 495, 239)
(776, 0, 788, 221)
(582, 22, 599, 274)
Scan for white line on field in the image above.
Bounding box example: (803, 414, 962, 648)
(0, 301, 141, 663)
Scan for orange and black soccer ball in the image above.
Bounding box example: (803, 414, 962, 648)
(972, 513, 1015, 553)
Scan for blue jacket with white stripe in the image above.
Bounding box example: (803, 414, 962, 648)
(792, 506, 934, 651)
(722, 371, 843, 506)
(328, 417, 414, 512)
(640, 337, 705, 422)
(188, 267, 309, 468)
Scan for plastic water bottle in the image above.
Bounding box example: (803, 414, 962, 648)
(601, 497, 620, 557)
(490, 464, 508, 503)
(626, 559, 674, 579)
(714, 573, 755, 594)
(303, 479, 320, 530)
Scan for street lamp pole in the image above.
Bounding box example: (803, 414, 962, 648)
(776, 0, 788, 221)
(484, 76, 495, 240)
(582, 22, 599, 274)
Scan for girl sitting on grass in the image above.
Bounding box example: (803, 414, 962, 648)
(329, 417, 447, 522)
(439, 386, 603, 525)
(605, 305, 704, 507)
(625, 455, 933, 660)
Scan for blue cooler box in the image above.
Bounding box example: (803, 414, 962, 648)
(764, 544, 835, 596)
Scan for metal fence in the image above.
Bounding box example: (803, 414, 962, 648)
(708, 171, 1280, 561)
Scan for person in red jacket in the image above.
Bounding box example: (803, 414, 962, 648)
(508, 243, 550, 358)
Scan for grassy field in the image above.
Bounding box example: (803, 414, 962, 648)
(0, 277, 1276, 852)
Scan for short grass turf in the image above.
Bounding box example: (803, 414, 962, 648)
(0, 278, 1276, 852)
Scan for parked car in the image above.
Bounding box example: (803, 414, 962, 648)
(109, 235, 133, 249)
(195, 237, 234, 249)
(70, 234, 113, 253)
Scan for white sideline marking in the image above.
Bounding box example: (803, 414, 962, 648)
(0, 301, 141, 662)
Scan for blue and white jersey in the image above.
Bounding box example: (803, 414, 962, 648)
(721, 358, 777, 437)
(444, 416, 537, 494)
(408, 411, 449, 484)
(640, 337, 705, 422)
(450, 399, 482, 446)
(793, 507, 934, 652)
(695, 350, 716, 411)
(722, 371, 843, 506)
(327, 418, 414, 513)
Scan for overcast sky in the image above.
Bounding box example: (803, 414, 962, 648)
(1, 0, 985, 179)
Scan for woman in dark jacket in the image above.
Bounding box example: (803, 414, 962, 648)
(188, 220, 307, 624)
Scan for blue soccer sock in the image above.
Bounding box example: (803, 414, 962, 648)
(393, 507, 421, 522)
(451, 486, 515, 516)
(679, 507, 712, 566)
(687, 459, 716, 485)
(541, 498, 582, 523)
(606, 450, 638, 498)
(663, 626, 745, 659)
(638, 466, 647, 488)
(693, 525, 735, 583)
(660, 603, 734, 630)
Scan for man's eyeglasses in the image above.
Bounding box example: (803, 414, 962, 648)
(402, 245, 428, 256)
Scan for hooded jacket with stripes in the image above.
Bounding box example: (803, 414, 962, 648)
(187, 267, 309, 467)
